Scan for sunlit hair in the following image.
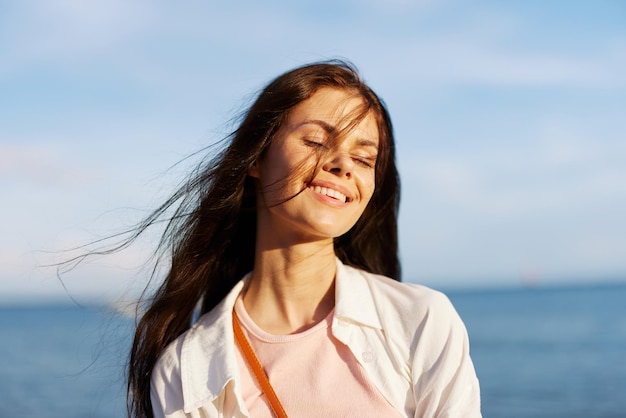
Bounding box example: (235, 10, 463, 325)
(126, 60, 400, 418)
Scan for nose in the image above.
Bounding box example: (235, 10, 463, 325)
(322, 151, 354, 178)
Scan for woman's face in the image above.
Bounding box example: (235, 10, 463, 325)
(250, 87, 380, 243)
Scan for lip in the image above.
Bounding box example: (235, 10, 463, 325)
(307, 180, 355, 204)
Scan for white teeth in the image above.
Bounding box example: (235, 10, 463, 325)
(310, 185, 347, 203)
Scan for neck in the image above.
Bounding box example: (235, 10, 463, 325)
(243, 241, 337, 335)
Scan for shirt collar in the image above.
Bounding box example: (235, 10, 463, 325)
(334, 257, 383, 330)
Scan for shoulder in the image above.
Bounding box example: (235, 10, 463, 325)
(152, 308, 217, 379)
(150, 330, 186, 415)
(152, 277, 245, 377)
(346, 264, 459, 323)
(341, 264, 468, 352)
(150, 314, 228, 416)
(338, 264, 481, 415)
(151, 319, 198, 394)
(151, 280, 244, 414)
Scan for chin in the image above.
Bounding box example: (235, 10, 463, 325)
(310, 223, 354, 240)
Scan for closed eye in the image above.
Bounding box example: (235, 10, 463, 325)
(303, 138, 328, 149)
(352, 154, 377, 168)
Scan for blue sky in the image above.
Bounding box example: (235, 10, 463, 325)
(1, 0, 625, 303)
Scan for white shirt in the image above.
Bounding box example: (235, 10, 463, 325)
(150, 259, 482, 417)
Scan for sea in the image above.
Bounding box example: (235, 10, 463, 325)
(1, 282, 625, 418)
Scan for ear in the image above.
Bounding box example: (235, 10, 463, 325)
(248, 160, 259, 178)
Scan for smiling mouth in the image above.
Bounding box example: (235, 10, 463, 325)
(308, 185, 349, 203)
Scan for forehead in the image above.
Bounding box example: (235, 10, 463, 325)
(285, 88, 380, 143)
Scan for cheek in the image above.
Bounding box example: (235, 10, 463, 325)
(358, 171, 377, 202)
(259, 148, 318, 194)
(281, 147, 321, 184)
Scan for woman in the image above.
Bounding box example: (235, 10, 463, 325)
(128, 60, 481, 417)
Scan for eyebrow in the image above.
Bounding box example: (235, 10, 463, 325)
(297, 119, 379, 150)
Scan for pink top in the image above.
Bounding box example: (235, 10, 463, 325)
(234, 297, 402, 417)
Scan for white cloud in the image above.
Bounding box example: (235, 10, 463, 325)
(570, 234, 626, 269)
(344, 0, 441, 15)
(0, 227, 161, 303)
(371, 34, 625, 89)
(403, 136, 626, 217)
(0, 143, 100, 186)
(0, 0, 157, 75)
(3, 1, 623, 93)
(398, 125, 626, 285)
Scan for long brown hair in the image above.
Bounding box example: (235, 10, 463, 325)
(126, 60, 400, 417)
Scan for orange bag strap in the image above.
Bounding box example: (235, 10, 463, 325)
(233, 310, 288, 418)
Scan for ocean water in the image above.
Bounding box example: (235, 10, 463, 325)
(448, 283, 626, 418)
(1, 283, 625, 417)
(0, 304, 133, 417)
